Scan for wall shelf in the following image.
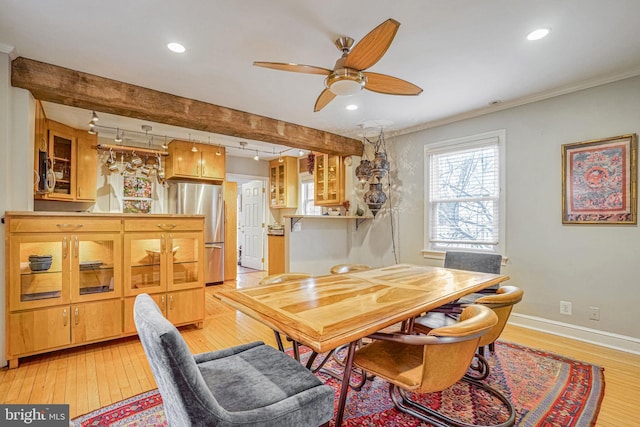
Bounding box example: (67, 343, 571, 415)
(284, 215, 373, 231)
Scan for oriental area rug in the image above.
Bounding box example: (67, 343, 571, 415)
(70, 341, 604, 427)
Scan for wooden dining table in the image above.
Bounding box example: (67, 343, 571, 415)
(219, 263, 509, 426)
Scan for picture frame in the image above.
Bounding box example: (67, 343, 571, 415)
(123, 176, 153, 214)
(562, 134, 637, 224)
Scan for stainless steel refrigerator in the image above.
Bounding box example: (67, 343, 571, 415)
(169, 182, 224, 284)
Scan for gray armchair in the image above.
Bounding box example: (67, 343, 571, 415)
(134, 293, 334, 427)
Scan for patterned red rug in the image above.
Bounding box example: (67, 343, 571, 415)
(70, 341, 604, 426)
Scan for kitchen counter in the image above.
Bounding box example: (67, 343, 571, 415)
(4, 211, 204, 218)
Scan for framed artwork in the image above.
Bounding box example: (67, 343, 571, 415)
(562, 134, 637, 224)
(123, 176, 153, 214)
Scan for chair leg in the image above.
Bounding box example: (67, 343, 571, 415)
(389, 380, 515, 427)
(273, 331, 285, 352)
(489, 342, 496, 352)
(465, 352, 490, 381)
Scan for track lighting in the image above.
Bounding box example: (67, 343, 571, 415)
(299, 149, 305, 156)
(90, 111, 99, 123)
(216, 146, 222, 156)
(254, 150, 259, 161)
(190, 134, 197, 152)
(161, 135, 168, 149)
(115, 129, 123, 143)
(88, 122, 97, 135)
(278, 156, 284, 163)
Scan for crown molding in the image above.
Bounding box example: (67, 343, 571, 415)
(391, 67, 640, 138)
(0, 42, 17, 60)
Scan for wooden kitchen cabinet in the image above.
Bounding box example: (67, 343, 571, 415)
(267, 234, 285, 275)
(122, 217, 205, 333)
(75, 129, 98, 201)
(314, 153, 344, 206)
(8, 306, 71, 356)
(165, 140, 226, 182)
(269, 156, 298, 208)
(34, 119, 97, 202)
(5, 213, 205, 368)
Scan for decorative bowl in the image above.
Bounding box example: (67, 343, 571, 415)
(29, 255, 53, 271)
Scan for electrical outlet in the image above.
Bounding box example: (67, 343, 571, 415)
(560, 301, 572, 315)
(589, 306, 600, 321)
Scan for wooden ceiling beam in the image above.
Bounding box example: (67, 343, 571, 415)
(11, 57, 363, 157)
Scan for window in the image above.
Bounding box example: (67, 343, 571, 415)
(424, 130, 505, 255)
(300, 178, 321, 215)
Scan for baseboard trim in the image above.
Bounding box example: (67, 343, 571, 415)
(509, 313, 640, 355)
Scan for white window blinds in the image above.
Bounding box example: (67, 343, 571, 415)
(428, 138, 500, 251)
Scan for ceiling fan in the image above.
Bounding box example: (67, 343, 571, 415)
(254, 18, 423, 112)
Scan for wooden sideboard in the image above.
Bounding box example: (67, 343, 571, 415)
(4, 212, 205, 368)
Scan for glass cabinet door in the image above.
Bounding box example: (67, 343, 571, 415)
(71, 233, 122, 301)
(277, 163, 285, 205)
(124, 233, 167, 295)
(167, 232, 202, 291)
(49, 130, 75, 199)
(10, 234, 70, 310)
(269, 165, 278, 206)
(315, 154, 326, 202)
(326, 154, 339, 204)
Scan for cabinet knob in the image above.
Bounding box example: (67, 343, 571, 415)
(169, 295, 174, 310)
(74, 236, 79, 258)
(74, 307, 79, 325)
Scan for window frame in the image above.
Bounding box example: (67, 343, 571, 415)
(298, 172, 321, 216)
(423, 129, 506, 259)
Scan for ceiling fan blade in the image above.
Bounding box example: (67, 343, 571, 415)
(364, 72, 423, 95)
(343, 19, 400, 71)
(314, 88, 336, 112)
(253, 61, 331, 75)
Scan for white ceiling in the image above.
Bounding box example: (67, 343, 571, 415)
(2, 0, 640, 159)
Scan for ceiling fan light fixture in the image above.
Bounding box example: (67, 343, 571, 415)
(326, 69, 366, 96)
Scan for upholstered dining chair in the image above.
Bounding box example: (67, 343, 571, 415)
(329, 263, 371, 274)
(134, 293, 334, 427)
(444, 251, 502, 303)
(259, 272, 312, 353)
(413, 285, 524, 380)
(354, 305, 515, 427)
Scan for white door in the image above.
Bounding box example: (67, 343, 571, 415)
(241, 180, 265, 270)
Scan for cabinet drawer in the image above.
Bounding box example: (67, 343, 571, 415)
(10, 218, 121, 233)
(124, 218, 204, 232)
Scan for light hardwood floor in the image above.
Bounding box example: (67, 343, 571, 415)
(1, 271, 639, 426)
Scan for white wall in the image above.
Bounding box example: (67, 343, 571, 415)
(357, 75, 640, 343)
(287, 217, 352, 276)
(1, 51, 37, 367)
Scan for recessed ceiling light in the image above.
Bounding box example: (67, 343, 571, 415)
(527, 28, 550, 41)
(346, 104, 358, 111)
(167, 42, 186, 53)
